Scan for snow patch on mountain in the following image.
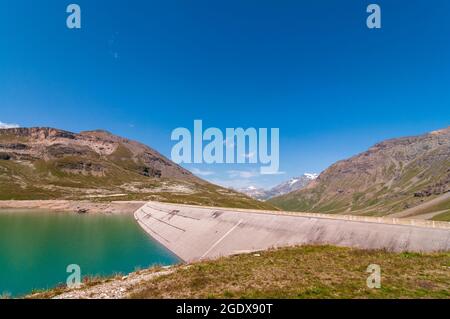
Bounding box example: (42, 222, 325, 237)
(304, 173, 318, 180)
(236, 173, 318, 200)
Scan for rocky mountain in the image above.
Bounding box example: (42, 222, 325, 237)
(235, 186, 269, 200)
(237, 173, 318, 200)
(269, 127, 450, 217)
(0, 127, 275, 210)
(267, 174, 318, 198)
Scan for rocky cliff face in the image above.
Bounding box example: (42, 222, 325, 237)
(0, 127, 275, 210)
(0, 127, 196, 180)
(269, 127, 450, 216)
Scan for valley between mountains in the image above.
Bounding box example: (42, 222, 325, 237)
(0, 126, 449, 220)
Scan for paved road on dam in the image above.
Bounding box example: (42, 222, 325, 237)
(134, 202, 450, 262)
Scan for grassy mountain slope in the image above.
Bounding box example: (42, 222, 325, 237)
(0, 127, 275, 210)
(270, 127, 450, 216)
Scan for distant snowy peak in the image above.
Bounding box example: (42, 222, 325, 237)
(269, 173, 317, 198)
(237, 173, 319, 201)
(304, 173, 319, 180)
(287, 173, 317, 186)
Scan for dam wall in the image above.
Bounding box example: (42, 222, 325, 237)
(135, 202, 450, 262)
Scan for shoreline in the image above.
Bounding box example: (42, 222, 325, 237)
(0, 200, 146, 215)
(28, 245, 450, 299)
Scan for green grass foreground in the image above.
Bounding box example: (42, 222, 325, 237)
(131, 246, 450, 299)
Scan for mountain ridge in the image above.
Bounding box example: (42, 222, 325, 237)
(269, 126, 450, 218)
(0, 127, 275, 210)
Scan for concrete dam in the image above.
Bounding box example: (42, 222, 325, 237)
(135, 202, 450, 262)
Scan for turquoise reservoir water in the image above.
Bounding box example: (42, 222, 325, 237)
(0, 209, 179, 297)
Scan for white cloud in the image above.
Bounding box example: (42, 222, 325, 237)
(262, 170, 286, 175)
(0, 121, 20, 129)
(243, 152, 256, 159)
(209, 178, 255, 189)
(191, 168, 215, 176)
(227, 170, 259, 179)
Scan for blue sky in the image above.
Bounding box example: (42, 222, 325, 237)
(1, 1, 449, 188)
